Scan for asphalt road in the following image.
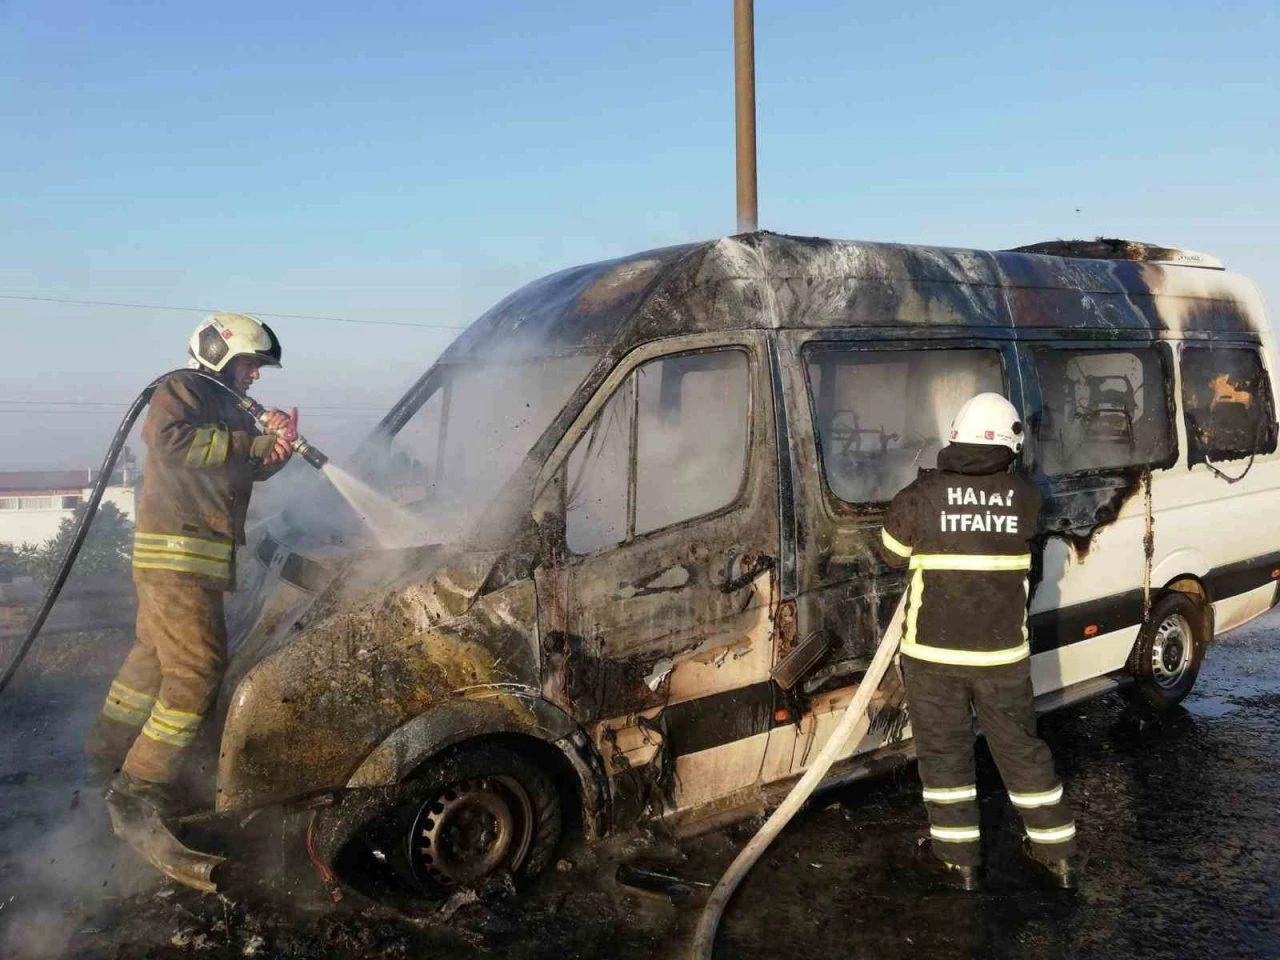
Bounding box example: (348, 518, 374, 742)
(1, 609, 1277, 959)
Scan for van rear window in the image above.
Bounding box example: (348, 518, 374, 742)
(1032, 347, 1175, 476)
(803, 346, 1004, 504)
(1181, 346, 1277, 467)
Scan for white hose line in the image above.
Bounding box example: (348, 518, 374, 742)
(689, 594, 907, 960)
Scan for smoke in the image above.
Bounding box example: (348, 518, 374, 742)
(565, 349, 751, 554)
(634, 351, 749, 533)
(0, 665, 158, 960)
(373, 354, 599, 540)
(0, 257, 675, 956)
(246, 353, 598, 554)
(565, 371, 630, 554)
(0, 806, 159, 959)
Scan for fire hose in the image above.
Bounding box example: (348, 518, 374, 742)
(0, 368, 328, 698)
(689, 593, 907, 959)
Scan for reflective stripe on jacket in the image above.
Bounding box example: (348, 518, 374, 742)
(132, 532, 236, 582)
(878, 453, 1042, 667)
(133, 371, 282, 588)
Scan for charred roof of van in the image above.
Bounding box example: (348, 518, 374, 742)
(437, 232, 1263, 364)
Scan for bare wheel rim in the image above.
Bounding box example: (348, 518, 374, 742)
(410, 774, 535, 887)
(1150, 612, 1194, 689)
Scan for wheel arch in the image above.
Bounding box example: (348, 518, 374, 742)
(1159, 574, 1215, 640)
(1151, 549, 1211, 598)
(345, 694, 609, 842)
(1149, 545, 1215, 640)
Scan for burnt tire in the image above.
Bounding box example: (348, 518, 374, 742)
(389, 742, 561, 899)
(1126, 591, 1206, 710)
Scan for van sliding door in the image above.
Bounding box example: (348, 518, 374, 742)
(773, 332, 1023, 776)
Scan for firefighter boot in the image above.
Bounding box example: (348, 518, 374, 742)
(1022, 840, 1078, 890)
(79, 756, 121, 825)
(103, 770, 226, 893)
(84, 756, 121, 793)
(103, 770, 179, 820)
(931, 859, 981, 892)
(917, 840, 981, 891)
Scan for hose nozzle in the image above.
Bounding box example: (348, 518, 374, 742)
(235, 397, 329, 471)
(291, 438, 329, 470)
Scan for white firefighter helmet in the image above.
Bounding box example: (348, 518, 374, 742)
(186, 312, 282, 373)
(949, 392, 1025, 452)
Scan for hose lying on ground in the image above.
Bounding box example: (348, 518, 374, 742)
(0, 368, 328, 697)
(689, 593, 907, 960)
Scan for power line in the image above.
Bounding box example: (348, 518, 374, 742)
(0, 294, 470, 331)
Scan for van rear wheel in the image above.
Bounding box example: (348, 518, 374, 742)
(391, 742, 562, 898)
(1127, 592, 1206, 710)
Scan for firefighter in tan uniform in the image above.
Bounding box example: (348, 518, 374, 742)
(85, 313, 295, 814)
(878, 393, 1078, 892)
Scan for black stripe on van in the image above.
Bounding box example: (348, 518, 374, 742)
(1203, 551, 1280, 606)
(1030, 550, 1280, 654)
(662, 681, 786, 758)
(1029, 591, 1145, 655)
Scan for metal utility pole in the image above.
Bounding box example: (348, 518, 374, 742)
(734, 0, 758, 233)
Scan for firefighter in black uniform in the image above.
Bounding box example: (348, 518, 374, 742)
(879, 392, 1077, 891)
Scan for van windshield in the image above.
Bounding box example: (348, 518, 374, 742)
(379, 354, 599, 539)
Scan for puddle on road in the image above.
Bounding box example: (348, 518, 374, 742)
(1184, 694, 1238, 718)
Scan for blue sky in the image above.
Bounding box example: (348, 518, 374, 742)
(1, 0, 1276, 468)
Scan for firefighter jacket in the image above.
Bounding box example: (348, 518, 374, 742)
(133, 370, 283, 588)
(878, 443, 1042, 669)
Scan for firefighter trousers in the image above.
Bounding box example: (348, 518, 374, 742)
(902, 655, 1077, 867)
(84, 580, 227, 784)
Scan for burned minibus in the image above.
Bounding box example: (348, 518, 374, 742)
(195, 233, 1280, 899)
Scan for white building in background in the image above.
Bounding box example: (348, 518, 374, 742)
(0, 460, 137, 549)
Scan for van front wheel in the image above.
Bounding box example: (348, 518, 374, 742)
(1127, 592, 1206, 710)
(393, 742, 562, 897)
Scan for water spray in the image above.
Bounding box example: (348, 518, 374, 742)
(0, 368, 327, 697)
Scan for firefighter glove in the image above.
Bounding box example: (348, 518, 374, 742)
(250, 433, 293, 466)
(261, 408, 296, 441)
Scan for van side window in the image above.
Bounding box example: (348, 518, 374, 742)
(390, 386, 444, 506)
(1033, 347, 1175, 476)
(804, 347, 1004, 504)
(565, 377, 633, 555)
(1181, 346, 1278, 466)
(566, 348, 750, 554)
